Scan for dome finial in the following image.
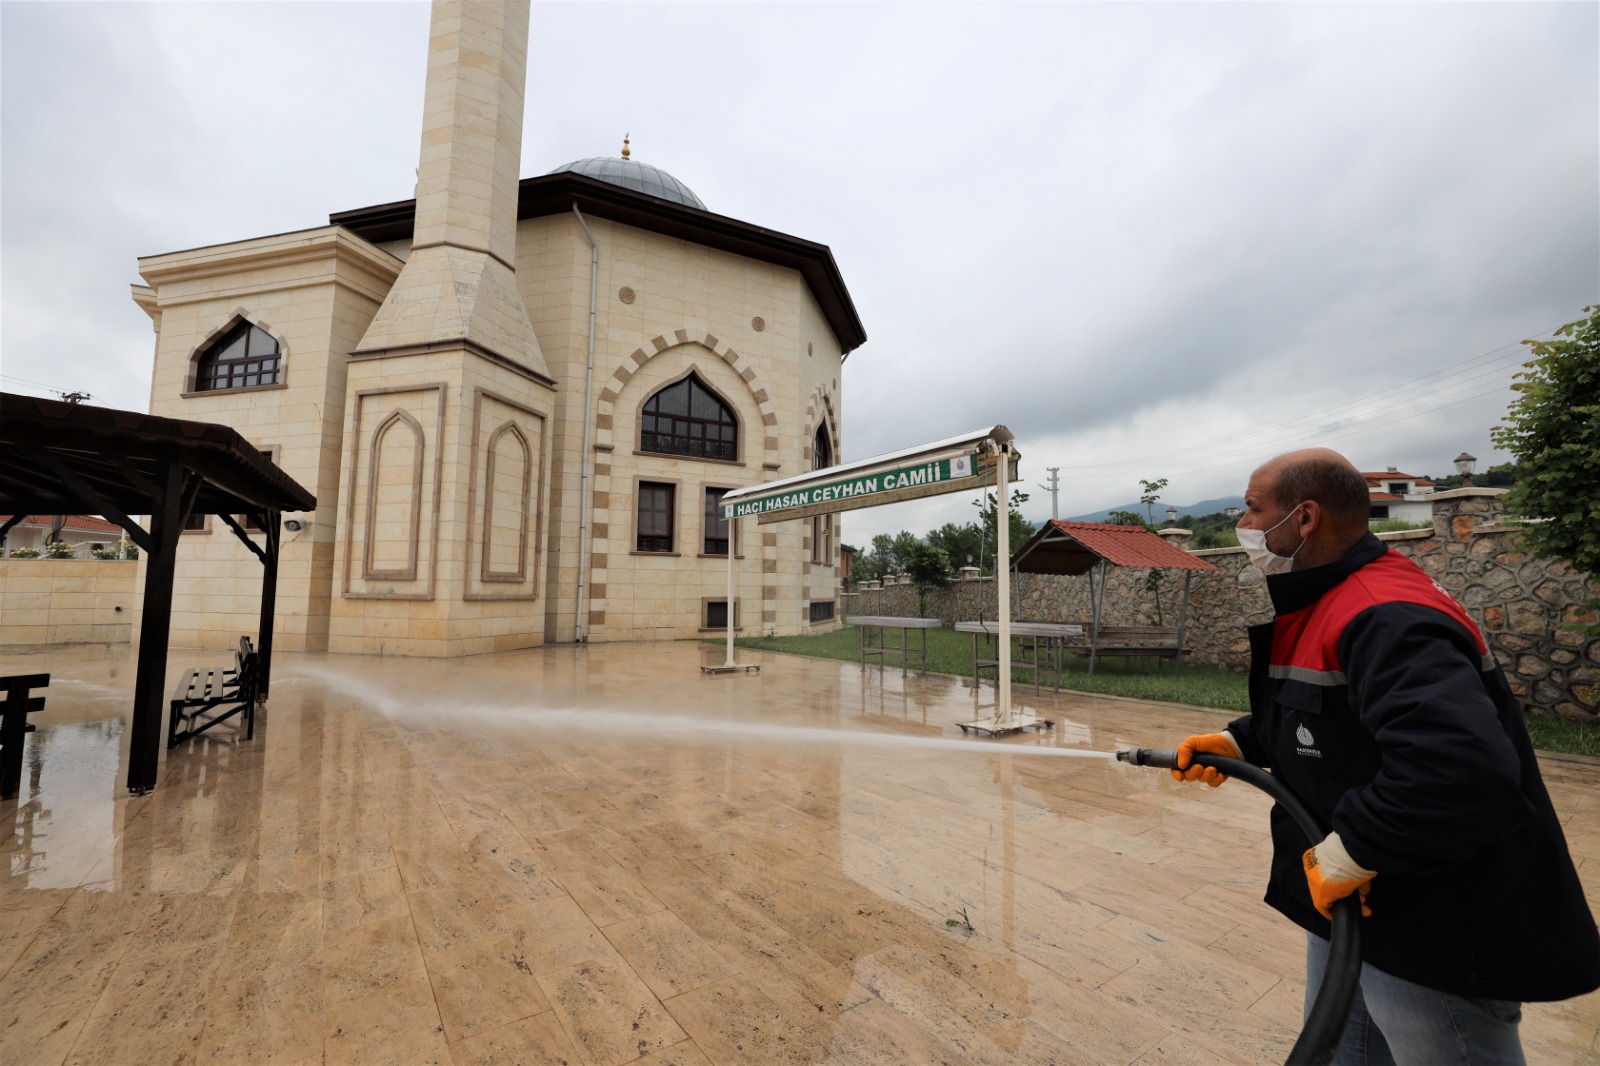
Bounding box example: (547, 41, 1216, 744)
(621, 132, 630, 160)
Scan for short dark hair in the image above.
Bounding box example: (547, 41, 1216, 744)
(1273, 456, 1370, 530)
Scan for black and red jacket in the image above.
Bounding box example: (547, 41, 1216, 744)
(1229, 533, 1600, 1001)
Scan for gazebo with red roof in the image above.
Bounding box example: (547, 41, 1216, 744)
(1009, 520, 1218, 673)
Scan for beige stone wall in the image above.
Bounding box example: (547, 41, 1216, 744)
(0, 560, 136, 645)
(131, 209, 852, 654)
(328, 349, 556, 656)
(517, 212, 846, 642)
(136, 227, 401, 652)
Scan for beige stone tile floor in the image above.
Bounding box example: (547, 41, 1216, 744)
(2, 640, 1598, 1065)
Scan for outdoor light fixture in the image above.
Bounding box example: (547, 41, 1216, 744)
(1454, 451, 1477, 487)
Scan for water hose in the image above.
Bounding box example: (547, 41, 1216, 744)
(1117, 748, 1361, 1066)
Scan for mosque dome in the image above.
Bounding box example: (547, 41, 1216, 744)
(548, 143, 707, 210)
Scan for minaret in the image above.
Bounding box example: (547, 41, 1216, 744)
(354, 0, 547, 374)
(333, 0, 554, 655)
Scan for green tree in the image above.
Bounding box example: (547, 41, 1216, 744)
(1140, 477, 1169, 526)
(973, 489, 1033, 572)
(926, 521, 983, 571)
(1106, 510, 1145, 526)
(1492, 307, 1600, 588)
(902, 542, 954, 617)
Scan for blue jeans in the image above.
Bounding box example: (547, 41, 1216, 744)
(1305, 933, 1525, 1065)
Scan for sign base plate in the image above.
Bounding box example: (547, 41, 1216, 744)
(701, 663, 761, 675)
(957, 713, 1053, 737)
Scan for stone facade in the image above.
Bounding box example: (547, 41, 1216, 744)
(844, 489, 1600, 717)
(0, 560, 136, 646)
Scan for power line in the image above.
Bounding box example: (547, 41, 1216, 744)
(1057, 325, 1554, 476)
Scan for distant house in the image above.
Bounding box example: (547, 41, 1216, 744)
(1361, 468, 1436, 526)
(1, 515, 125, 556)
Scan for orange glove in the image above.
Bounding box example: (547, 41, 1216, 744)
(1304, 832, 1376, 919)
(1171, 731, 1242, 787)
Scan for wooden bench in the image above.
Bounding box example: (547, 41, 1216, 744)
(1076, 625, 1187, 673)
(955, 621, 1085, 693)
(1, 673, 48, 800)
(849, 616, 944, 677)
(169, 636, 259, 748)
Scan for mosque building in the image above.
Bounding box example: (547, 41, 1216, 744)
(131, 0, 863, 656)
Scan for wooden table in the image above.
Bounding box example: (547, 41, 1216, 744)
(955, 620, 1085, 693)
(850, 616, 945, 677)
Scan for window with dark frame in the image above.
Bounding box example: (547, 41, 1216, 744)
(1387, 482, 1408, 496)
(811, 425, 833, 565)
(704, 488, 732, 555)
(1370, 504, 1390, 520)
(640, 374, 737, 460)
(637, 481, 675, 552)
(809, 601, 835, 624)
(182, 513, 208, 531)
(706, 600, 737, 629)
(195, 321, 282, 392)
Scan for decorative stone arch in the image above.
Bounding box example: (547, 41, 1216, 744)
(803, 386, 840, 471)
(481, 421, 534, 583)
(183, 308, 291, 394)
(363, 408, 425, 581)
(593, 329, 779, 464)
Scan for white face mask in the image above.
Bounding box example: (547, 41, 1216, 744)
(1238, 503, 1305, 575)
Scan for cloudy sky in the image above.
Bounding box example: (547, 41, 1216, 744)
(2, 2, 1595, 546)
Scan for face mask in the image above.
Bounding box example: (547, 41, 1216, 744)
(1238, 504, 1305, 575)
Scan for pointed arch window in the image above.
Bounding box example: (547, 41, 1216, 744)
(195, 321, 281, 392)
(640, 373, 737, 461)
(812, 424, 833, 565)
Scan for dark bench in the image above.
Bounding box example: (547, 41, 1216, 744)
(1075, 625, 1187, 672)
(1, 673, 48, 800)
(169, 636, 258, 748)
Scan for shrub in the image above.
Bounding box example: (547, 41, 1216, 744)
(43, 541, 77, 559)
(91, 547, 120, 559)
(122, 544, 139, 560)
(8, 547, 41, 559)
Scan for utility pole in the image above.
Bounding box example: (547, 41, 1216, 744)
(1038, 466, 1061, 521)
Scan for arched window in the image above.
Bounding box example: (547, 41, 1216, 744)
(640, 373, 737, 460)
(812, 424, 833, 472)
(195, 321, 281, 392)
(812, 425, 833, 565)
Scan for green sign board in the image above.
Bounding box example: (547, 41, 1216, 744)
(724, 454, 976, 519)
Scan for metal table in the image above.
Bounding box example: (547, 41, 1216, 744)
(850, 616, 945, 677)
(955, 620, 1085, 693)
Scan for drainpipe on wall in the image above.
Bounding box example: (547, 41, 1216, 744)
(573, 205, 599, 643)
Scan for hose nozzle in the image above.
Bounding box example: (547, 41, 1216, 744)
(1115, 747, 1180, 769)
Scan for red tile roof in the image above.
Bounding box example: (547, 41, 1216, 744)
(1, 514, 124, 534)
(1360, 471, 1435, 487)
(1012, 521, 1219, 575)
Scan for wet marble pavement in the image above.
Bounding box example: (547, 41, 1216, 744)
(2, 641, 1598, 1064)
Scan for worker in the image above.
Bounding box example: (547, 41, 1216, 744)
(1174, 448, 1599, 1063)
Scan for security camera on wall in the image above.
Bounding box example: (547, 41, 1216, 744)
(283, 513, 312, 533)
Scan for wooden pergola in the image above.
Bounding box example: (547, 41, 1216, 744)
(1010, 520, 1219, 674)
(0, 392, 315, 793)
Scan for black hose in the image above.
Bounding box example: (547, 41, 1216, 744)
(1117, 748, 1361, 1066)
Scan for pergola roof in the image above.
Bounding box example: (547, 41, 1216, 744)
(1011, 520, 1219, 576)
(0, 392, 314, 518)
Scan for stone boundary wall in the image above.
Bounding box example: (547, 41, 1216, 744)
(0, 559, 137, 645)
(843, 490, 1599, 717)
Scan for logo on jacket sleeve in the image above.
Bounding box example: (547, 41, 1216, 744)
(1295, 722, 1322, 758)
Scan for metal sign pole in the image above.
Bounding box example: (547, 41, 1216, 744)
(995, 441, 1013, 726)
(703, 514, 758, 674)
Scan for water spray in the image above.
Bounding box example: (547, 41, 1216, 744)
(1116, 747, 1361, 1066)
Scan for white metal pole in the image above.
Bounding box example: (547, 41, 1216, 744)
(725, 515, 737, 667)
(996, 443, 1013, 725)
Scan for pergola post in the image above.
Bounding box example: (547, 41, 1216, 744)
(258, 512, 280, 698)
(127, 460, 186, 794)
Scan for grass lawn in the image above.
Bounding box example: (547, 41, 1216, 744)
(722, 623, 1600, 758)
(726, 623, 1250, 712)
